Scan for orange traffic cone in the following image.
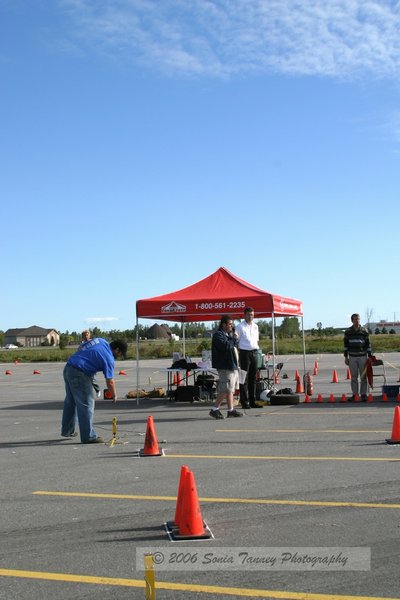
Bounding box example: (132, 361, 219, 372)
(313, 365, 318, 376)
(176, 372, 182, 386)
(346, 368, 351, 380)
(317, 394, 323, 403)
(274, 372, 279, 384)
(173, 373, 177, 386)
(33, 370, 40, 375)
(294, 370, 300, 381)
(382, 393, 388, 403)
(295, 378, 304, 393)
(396, 394, 400, 403)
(5, 370, 12, 375)
(386, 407, 400, 444)
(367, 393, 374, 403)
(173, 470, 211, 539)
(354, 394, 360, 402)
(304, 394, 311, 403)
(119, 370, 127, 375)
(166, 465, 190, 531)
(329, 393, 335, 403)
(139, 416, 164, 457)
(332, 370, 339, 383)
(340, 394, 347, 402)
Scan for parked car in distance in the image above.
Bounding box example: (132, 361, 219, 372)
(3, 344, 18, 349)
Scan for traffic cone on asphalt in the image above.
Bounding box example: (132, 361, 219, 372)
(304, 395, 311, 403)
(329, 393, 335, 403)
(354, 394, 360, 402)
(340, 394, 347, 403)
(382, 393, 388, 403)
(167, 465, 190, 530)
(176, 372, 183, 386)
(173, 470, 211, 539)
(367, 393, 374, 402)
(332, 370, 339, 383)
(295, 378, 304, 393)
(294, 370, 300, 381)
(33, 370, 40, 375)
(386, 407, 400, 444)
(139, 416, 164, 457)
(317, 394, 323, 403)
(173, 373, 177, 386)
(119, 370, 127, 375)
(313, 361, 318, 376)
(5, 370, 11, 375)
(346, 368, 351, 380)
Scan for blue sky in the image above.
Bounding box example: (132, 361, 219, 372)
(1, 0, 399, 333)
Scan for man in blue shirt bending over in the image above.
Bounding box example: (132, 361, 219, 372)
(61, 337, 128, 444)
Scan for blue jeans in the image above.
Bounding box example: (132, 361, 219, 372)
(61, 364, 97, 443)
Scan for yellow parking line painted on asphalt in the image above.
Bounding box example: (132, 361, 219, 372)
(33, 491, 400, 509)
(215, 429, 390, 433)
(1, 568, 400, 600)
(165, 454, 400, 462)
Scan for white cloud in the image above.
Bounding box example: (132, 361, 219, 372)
(60, 0, 400, 78)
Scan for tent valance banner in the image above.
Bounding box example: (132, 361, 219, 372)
(136, 266, 303, 322)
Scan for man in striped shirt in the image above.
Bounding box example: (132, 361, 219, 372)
(344, 313, 372, 401)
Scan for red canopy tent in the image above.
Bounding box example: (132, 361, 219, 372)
(135, 267, 305, 401)
(136, 266, 303, 322)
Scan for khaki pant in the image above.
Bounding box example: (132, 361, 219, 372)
(349, 354, 368, 396)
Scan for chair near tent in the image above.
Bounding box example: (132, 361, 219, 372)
(364, 355, 387, 391)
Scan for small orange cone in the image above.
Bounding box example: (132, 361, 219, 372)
(173, 470, 211, 539)
(304, 394, 311, 403)
(328, 393, 335, 403)
(340, 394, 347, 402)
(33, 370, 41, 375)
(294, 370, 300, 381)
(139, 416, 164, 457)
(5, 370, 12, 375)
(313, 365, 318, 376)
(295, 378, 304, 393)
(176, 372, 182, 386)
(317, 394, 323, 403)
(332, 370, 339, 383)
(382, 393, 388, 403)
(367, 393, 374, 402)
(386, 407, 400, 444)
(346, 368, 351, 380)
(354, 394, 360, 402)
(169, 465, 190, 529)
(119, 370, 127, 375)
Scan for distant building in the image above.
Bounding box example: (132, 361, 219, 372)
(4, 326, 60, 347)
(368, 321, 400, 334)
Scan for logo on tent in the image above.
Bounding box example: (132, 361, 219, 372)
(161, 301, 186, 314)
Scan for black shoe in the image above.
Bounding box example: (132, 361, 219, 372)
(227, 409, 243, 418)
(61, 432, 78, 438)
(83, 436, 104, 444)
(209, 409, 224, 420)
(241, 403, 251, 409)
(361, 395, 367, 402)
(348, 395, 355, 402)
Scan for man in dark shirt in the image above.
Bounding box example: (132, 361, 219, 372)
(209, 315, 243, 419)
(344, 313, 372, 401)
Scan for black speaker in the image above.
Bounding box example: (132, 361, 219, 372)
(174, 385, 202, 403)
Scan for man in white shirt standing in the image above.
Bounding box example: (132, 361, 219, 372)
(236, 306, 261, 409)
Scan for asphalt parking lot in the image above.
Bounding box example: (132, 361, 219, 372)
(1, 354, 400, 600)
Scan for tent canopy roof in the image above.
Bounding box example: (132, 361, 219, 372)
(136, 267, 303, 322)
